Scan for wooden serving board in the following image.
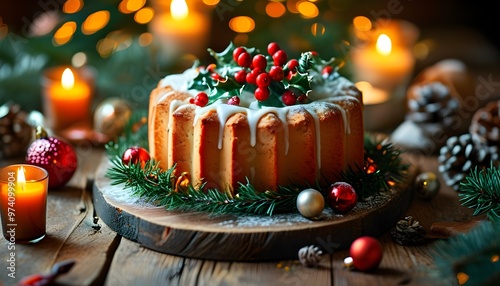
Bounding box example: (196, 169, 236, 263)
(93, 156, 416, 262)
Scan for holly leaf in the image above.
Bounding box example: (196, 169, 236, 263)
(283, 72, 312, 95)
(208, 42, 258, 66)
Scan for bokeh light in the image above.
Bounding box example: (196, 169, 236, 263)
(138, 32, 153, 46)
(287, 0, 300, 13)
(353, 16, 372, 32)
(297, 1, 319, 18)
(414, 41, 430, 60)
(203, 0, 220, 5)
(63, 0, 83, 14)
(229, 16, 255, 33)
(72, 52, 87, 68)
(82, 10, 110, 35)
(233, 33, 249, 46)
(311, 23, 325, 36)
(266, 1, 286, 18)
(134, 7, 154, 24)
(119, 0, 146, 14)
(53, 21, 77, 46)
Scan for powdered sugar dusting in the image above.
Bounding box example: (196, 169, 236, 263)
(212, 191, 394, 229)
(101, 170, 398, 229)
(103, 181, 157, 208)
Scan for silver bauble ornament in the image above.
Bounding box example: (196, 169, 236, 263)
(415, 171, 440, 199)
(93, 98, 132, 139)
(296, 188, 325, 219)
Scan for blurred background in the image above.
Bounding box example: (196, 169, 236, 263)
(1, 0, 498, 110)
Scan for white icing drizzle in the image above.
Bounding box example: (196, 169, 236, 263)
(160, 68, 359, 169)
(168, 99, 186, 131)
(306, 106, 321, 168)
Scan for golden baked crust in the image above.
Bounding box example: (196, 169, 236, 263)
(149, 87, 364, 193)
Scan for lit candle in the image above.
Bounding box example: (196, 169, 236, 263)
(42, 66, 93, 131)
(149, 0, 211, 64)
(351, 33, 415, 91)
(0, 164, 49, 243)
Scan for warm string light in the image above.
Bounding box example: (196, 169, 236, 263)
(54, 0, 154, 58)
(82, 10, 110, 35)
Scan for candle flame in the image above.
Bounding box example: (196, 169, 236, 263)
(171, 0, 188, 20)
(61, 68, 75, 89)
(17, 166, 26, 190)
(376, 34, 392, 56)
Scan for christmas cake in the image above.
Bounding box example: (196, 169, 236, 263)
(148, 43, 364, 193)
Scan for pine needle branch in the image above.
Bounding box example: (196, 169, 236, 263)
(459, 164, 500, 221)
(341, 135, 409, 201)
(427, 221, 500, 286)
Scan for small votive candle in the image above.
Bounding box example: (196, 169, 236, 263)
(42, 66, 94, 132)
(0, 164, 49, 243)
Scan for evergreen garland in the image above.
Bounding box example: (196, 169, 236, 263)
(105, 112, 408, 216)
(342, 135, 409, 201)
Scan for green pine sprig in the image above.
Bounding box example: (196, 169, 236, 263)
(459, 165, 500, 221)
(426, 221, 500, 286)
(341, 135, 409, 201)
(105, 156, 300, 215)
(105, 113, 407, 216)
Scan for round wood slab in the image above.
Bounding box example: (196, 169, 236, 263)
(93, 156, 415, 262)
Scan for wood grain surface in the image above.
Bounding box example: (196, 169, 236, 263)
(93, 154, 415, 261)
(0, 147, 478, 286)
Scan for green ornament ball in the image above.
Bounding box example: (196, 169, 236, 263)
(415, 171, 440, 200)
(296, 188, 325, 219)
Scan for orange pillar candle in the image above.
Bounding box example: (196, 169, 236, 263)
(0, 164, 49, 243)
(351, 33, 415, 92)
(149, 0, 211, 64)
(42, 66, 93, 132)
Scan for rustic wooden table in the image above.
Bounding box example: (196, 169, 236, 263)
(0, 146, 477, 286)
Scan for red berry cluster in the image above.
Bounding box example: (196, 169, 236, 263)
(230, 42, 306, 106)
(189, 92, 209, 106)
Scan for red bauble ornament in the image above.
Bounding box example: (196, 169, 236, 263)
(325, 182, 357, 213)
(349, 236, 383, 271)
(122, 146, 150, 166)
(26, 127, 78, 189)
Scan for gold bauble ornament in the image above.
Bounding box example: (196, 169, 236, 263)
(296, 188, 325, 219)
(93, 98, 132, 139)
(415, 171, 440, 199)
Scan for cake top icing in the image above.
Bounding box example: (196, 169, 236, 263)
(159, 42, 360, 109)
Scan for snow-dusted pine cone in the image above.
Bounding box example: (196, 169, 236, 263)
(406, 82, 459, 126)
(438, 134, 498, 191)
(298, 245, 323, 267)
(0, 102, 33, 158)
(470, 100, 500, 147)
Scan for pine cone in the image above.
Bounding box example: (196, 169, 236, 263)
(0, 102, 33, 159)
(390, 216, 426, 246)
(406, 82, 459, 126)
(470, 100, 500, 147)
(438, 134, 498, 191)
(298, 245, 323, 268)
